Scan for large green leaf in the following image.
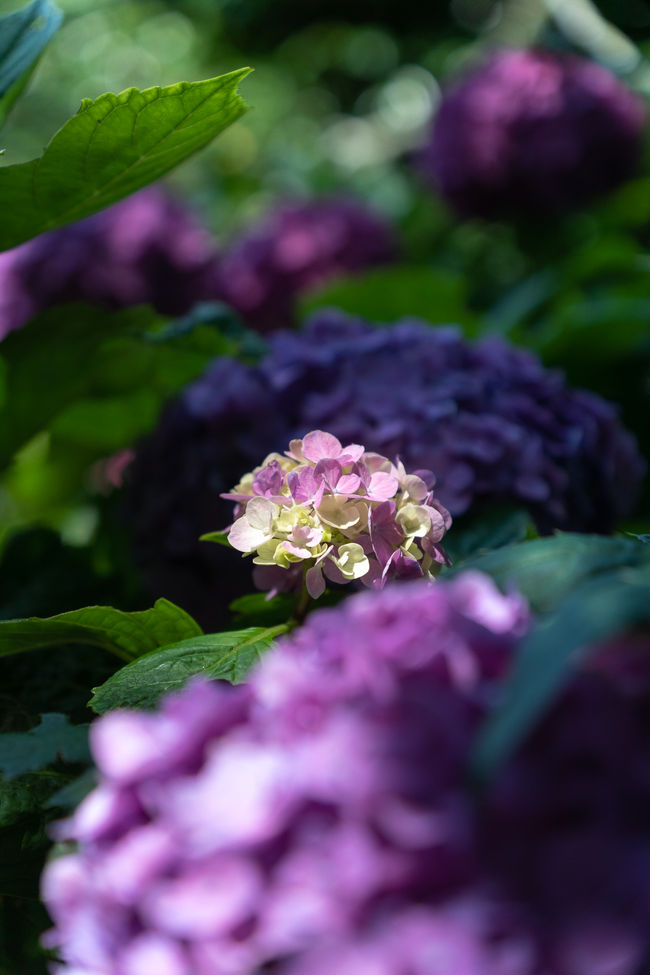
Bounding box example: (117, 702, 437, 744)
(0, 0, 62, 129)
(0, 599, 202, 663)
(90, 624, 288, 713)
(472, 565, 650, 780)
(0, 714, 89, 779)
(0, 302, 236, 469)
(299, 265, 476, 334)
(443, 505, 535, 565)
(0, 67, 251, 250)
(451, 533, 649, 613)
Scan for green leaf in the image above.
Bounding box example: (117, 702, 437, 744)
(299, 265, 476, 334)
(0, 302, 235, 469)
(0, 598, 203, 663)
(443, 505, 535, 565)
(0, 714, 89, 779)
(90, 624, 288, 713)
(46, 767, 95, 810)
(199, 530, 232, 547)
(170, 302, 269, 362)
(0, 0, 62, 129)
(472, 565, 650, 780)
(450, 533, 649, 613)
(229, 591, 296, 626)
(0, 67, 251, 250)
(0, 770, 63, 829)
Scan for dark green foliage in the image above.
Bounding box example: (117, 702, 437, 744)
(90, 624, 288, 713)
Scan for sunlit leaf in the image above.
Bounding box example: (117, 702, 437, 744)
(0, 68, 251, 249)
(90, 624, 288, 713)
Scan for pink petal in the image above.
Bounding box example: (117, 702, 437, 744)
(281, 540, 312, 559)
(314, 458, 342, 489)
(302, 430, 342, 462)
(286, 439, 307, 462)
(368, 471, 399, 501)
(339, 443, 365, 463)
(306, 565, 326, 599)
(337, 473, 361, 494)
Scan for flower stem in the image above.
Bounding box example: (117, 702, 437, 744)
(292, 576, 313, 624)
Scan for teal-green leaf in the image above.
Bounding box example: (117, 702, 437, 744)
(443, 505, 535, 565)
(0, 0, 62, 129)
(0, 714, 89, 780)
(89, 624, 288, 713)
(450, 533, 649, 613)
(472, 565, 650, 780)
(0, 67, 251, 250)
(0, 598, 203, 663)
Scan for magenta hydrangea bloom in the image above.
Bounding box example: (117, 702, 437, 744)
(420, 49, 645, 220)
(41, 575, 650, 973)
(218, 430, 451, 598)
(210, 197, 397, 331)
(0, 189, 221, 339)
(124, 311, 644, 626)
(41, 573, 527, 974)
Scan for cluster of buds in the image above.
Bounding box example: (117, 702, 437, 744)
(220, 430, 451, 598)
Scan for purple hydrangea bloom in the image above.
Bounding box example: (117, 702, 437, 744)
(124, 311, 644, 625)
(41, 575, 650, 974)
(0, 189, 221, 339)
(210, 197, 397, 331)
(420, 49, 645, 220)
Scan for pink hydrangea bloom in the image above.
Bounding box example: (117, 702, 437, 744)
(218, 430, 452, 597)
(41, 573, 530, 974)
(41, 577, 650, 973)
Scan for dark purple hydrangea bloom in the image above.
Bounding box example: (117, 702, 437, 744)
(209, 197, 397, 331)
(124, 311, 644, 625)
(41, 575, 650, 974)
(0, 189, 221, 338)
(420, 49, 645, 220)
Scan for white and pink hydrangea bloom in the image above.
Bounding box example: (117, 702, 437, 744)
(219, 430, 451, 598)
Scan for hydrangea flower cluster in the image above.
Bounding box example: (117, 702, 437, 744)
(211, 196, 397, 331)
(42, 574, 650, 974)
(421, 49, 645, 220)
(221, 430, 451, 598)
(124, 311, 644, 624)
(0, 189, 221, 339)
(0, 194, 395, 340)
(41, 573, 526, 974)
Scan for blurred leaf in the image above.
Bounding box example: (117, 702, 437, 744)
(300, 265, 476, 332)
(0, 598, 202, 663)
(484, 269, 557, 333)
(472, 564, 650, 779)
(169, 301, 269, 362)
(0, 529, 120, 621)
(0, 770, 62, 830)
(46, 767, 95, 810)
(0, 68, 251, 250)
(0, 714, 89, 779)
(0, 0, 62, 129)
(0, 302, 237, 468)
(230, 591, 296, 626)
(451, 533, 649, 612)
(444, 505, 535, 565)
(627, 532, 650, 543)
(90, 624, 288, 713)
(0, 305, 157, 467)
